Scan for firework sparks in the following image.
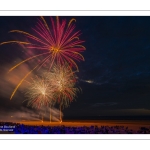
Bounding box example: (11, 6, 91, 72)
(43, 64, 80, 122)
(44, 64, 80, 108)
(24, 75, 55, 109)
(0, 16, 85, 71)
(25, 65, 79, 122)
(0, 16, 85, 100)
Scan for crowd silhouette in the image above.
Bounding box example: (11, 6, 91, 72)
(0, 122, 150, 134)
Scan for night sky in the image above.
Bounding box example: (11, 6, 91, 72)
(0, 16, 150, 120)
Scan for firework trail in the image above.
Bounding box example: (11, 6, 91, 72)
(38, 106, 63, 122)
(44, 64, 80, 122)
(0, 16, 85, 100)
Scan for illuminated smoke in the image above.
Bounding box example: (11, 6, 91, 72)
(0, 106, 63, 122)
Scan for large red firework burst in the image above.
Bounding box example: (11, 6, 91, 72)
(1, 16, 85, 71)
(0, 16, 85, 100)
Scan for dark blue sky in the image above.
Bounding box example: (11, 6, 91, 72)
(0, 16, 150, 118)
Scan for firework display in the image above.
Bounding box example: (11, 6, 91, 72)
(25, 63, 79, 109)
(0, 16, 85, 100)
(0, 16, 85, 71)
(1, 16, 150, 138)
(0, 16, 85, 122)
(25, 65, 80, 122)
